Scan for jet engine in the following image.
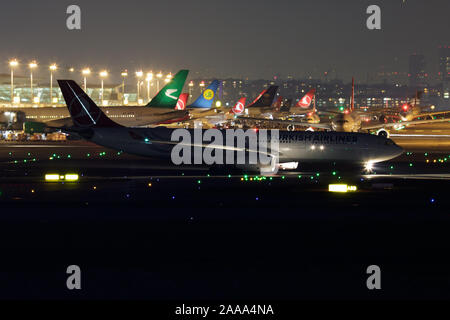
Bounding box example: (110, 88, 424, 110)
(376, 128, 390, 138)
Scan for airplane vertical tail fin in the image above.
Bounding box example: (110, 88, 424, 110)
(231, 97, 246, 115)
(247, 85, 279, 108)
(188, 80, 220, 109)
(295, 89, 316, 108)
(146, 69, 189, 109)
(175, 93, 189, 110)
(272, 96, 283, 111)
(57, 80, 121, 128)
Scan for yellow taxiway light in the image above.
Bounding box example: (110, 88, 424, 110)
(329, 184, 358, 193)
(45, 173, 79, 182)
(65, 174, 79, 181)
(45, 174, 60, 181)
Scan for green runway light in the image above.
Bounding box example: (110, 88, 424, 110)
(282, 176, 285, 179)
(197, 180, 201, 184)
(316, 173, 320, 177)
(228, 174, 231, 178)
(310, 176, 314, 180)
(23, 159, 27, 163)
(87, 153, 90, 157)
(332, 171, 336, 176)
(390, 166, 394, 169)
(424, 153, 428, 156)
(298, 175, 302, 178)
(269, 177, 273, 180)
(27, 153, 31, 156)
(67, 154, 71, 158)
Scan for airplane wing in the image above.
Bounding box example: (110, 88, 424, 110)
(237, 116, 332, 130)
(362, 117, 450, 130)
(409, 111, 450, 119)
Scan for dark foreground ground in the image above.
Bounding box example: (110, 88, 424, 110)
(0, 141, 449, 303)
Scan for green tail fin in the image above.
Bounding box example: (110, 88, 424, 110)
(146, 69, 189, 108)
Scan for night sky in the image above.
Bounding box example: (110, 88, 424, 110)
(0, 0, 448, 82)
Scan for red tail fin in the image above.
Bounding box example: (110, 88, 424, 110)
(175, 93, 189, 110)
(295, 89, 316, 108)
(232, 97, 246, 115)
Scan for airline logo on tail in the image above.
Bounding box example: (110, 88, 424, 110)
(175, 93, 189, 110)
(146, 70, 189, 109)
(165, 89, 179, 100)
(203, 89, 214, 100)
(232, 97, 246, 115)
(296, 89, 316, 108)
(188, 80, 220, 109)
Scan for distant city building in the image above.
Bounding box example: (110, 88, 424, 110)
(408, 54, 427, 89)
(438, 46, 450, 101)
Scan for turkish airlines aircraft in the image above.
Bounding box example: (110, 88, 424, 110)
(57, 79, 403, 173)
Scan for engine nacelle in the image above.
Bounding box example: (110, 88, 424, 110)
(376, 128, 390, 138)
(236, 155, 279, 175)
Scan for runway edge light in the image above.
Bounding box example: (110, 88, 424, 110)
(329, 184, 358, 193)
(45, 174, 60, 181)
(45, 173, 79, 182)
(65, 174, 79, 181)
